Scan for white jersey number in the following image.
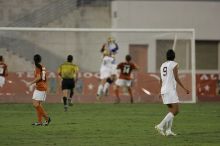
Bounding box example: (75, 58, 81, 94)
(41, 68, 46, 81)
(123, 65, 130, 74)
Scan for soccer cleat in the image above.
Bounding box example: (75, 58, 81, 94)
(68, 99, 73, 106)
(165, 130, 177, 136)
(43, 117, 51, 126)
(68, 102, 73, 106)
(155, 125, 165, 136)
(64, 106, 68, 112)
(32, 122, 42, 126)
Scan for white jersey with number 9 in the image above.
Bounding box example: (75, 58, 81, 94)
(160, 61, 178, 94)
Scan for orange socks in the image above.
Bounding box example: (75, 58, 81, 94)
(35, 105, 48, 123)
(39, 104, 49, 121)
(35, 106, 42, 123)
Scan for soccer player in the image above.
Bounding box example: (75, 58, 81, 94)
(114, 55, 138, 104)
(0, 56, 8, 88)
(29, 54, 51, 126)
(155, 49, 189, 136)
(100, 37, 119, 96)
(96, 50, 115, 100)
(58, 55, 79, 111)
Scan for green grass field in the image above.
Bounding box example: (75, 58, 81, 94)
(0, 103, 220, 146)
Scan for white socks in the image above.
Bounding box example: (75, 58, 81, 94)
(97, 84, 104, 95)
(166, 117, 173, 132)
(158, 112, 174, 130)
(97, 82, 110, 96)
(103, 82, 110, 94)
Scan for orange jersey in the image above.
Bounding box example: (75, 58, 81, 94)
(0, 62, 7, 77)
(35, 65, 47, 91)
(117, 62, 137, 80)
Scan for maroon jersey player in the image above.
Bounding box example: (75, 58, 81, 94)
(114, 55, 138, 103)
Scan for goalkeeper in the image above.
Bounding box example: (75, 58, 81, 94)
(100, 37, 119, 96)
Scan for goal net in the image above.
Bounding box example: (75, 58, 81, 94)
(0, 27, 196, 103)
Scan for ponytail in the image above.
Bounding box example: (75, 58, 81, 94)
(34, 54, 42, 71)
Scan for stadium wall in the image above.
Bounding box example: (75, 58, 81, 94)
(112, 1, 220, 73)
(0, 72, 219, 103)
(111, 1, 220, 40)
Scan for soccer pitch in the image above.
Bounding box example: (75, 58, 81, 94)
(0, 103, 220, 146)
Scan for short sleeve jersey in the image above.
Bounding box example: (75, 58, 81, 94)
(160, 61, 178, 94)
(117, 62, 137, 80)
(35, 65, 47, 91)
(0, 63, 7, 77)
(58, 62, 79, 79)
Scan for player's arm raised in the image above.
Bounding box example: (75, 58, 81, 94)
(173, 65, 190, 94)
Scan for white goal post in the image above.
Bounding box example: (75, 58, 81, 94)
(0, 27, 196, 103)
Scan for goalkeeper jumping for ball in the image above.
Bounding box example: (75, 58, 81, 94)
(96, 37, 119, 100)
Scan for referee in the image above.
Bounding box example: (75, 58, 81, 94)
(58, 55, 79, 111)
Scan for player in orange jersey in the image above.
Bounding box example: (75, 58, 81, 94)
(114, 55, 138, 103)
(0, 56, 8, 88)
(28, 54, 51, 126)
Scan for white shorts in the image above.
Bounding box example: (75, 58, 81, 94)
(115, 79, 132, 87)
(0, 76, 5, 87)
(32, 89, 47, 101)
(100, 69, 112, 79)
(161, 90, 179, 104)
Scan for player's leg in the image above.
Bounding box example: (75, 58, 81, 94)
(155, 93, 174, 136)
(165, 103, 179, 136)
(103, 77, 114, 96)
(97, 69, 107, 98)
(62, 89, 69, 111)
(114, 85, 120, 103)
(126, 80, 133, 104)
(155, 108, 174, 136)
(103, 68, 115, 96)
(32, 100, 43, 126)
(96, 79, 105, 100)
(127, 87, 133, 104)
(32, 90, 48, 126)
(114, 79, 124, 104)
(68, 79, 75, 106)
(61, 79, 71, 111)
(68, 89, 74, 106)
(168, 103, 179, 116)
(38, 102, 51, 125)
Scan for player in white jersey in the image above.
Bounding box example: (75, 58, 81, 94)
(96, 51, 115, 100)
(98, 37, 119, 98)
(155, 49, 189, 136)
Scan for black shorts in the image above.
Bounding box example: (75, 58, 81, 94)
(62, 79, 75, 90)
